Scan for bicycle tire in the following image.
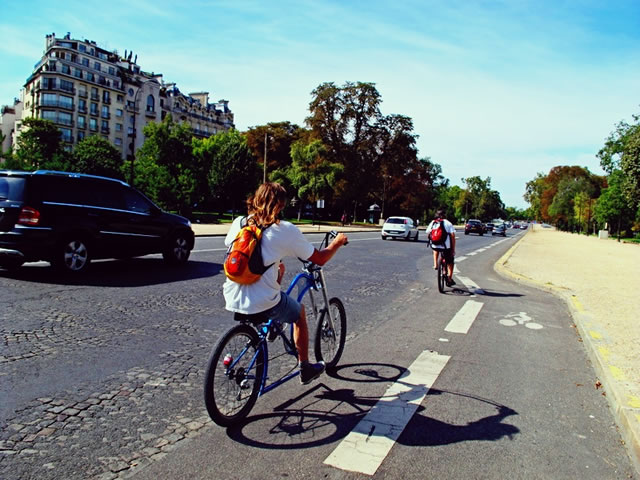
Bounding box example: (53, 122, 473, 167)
(314, 297, 347, 369)
(437, 259, 446, 293)
(204, 324, 264, 427)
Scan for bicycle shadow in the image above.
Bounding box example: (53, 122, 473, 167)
(225, 362, 520, 450)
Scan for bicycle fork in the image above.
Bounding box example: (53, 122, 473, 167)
(309, 269, 336, 337)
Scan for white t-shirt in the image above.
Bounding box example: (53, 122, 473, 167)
(223, 216, 315, 314)
(426, 218, 455, 249)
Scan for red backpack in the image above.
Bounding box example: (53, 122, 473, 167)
(429, 218, 447, 245)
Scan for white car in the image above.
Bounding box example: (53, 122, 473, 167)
(381, 216, 419, 241)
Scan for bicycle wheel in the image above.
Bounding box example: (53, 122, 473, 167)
(437, 259, 446, 293)
(204, 324, 264, 427)
(314, 297, 347, 369)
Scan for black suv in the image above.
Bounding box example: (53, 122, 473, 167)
(0, 170, 195, 273)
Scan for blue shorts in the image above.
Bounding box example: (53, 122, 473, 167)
(263, 292, 302, 325)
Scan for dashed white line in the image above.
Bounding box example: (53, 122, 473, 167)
(324, 350, 450, 475)
(445, 300, 484, 334)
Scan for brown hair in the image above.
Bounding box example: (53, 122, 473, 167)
(246, 182, 287, 226)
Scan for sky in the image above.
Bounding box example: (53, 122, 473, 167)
(1, 0, 639, 209)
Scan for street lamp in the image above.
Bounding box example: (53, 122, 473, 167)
(128, 79, 155, 186)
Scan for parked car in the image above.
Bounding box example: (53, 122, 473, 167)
(485, 223, 495, 232)
(0, 170, 195, 273)
(381, 216, 419, 241)
(464, 219, 486, 235)
(492, 223, 507, 236)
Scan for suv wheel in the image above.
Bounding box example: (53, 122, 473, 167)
(163, 231, 191, 265)
(53, 236, 91, 273)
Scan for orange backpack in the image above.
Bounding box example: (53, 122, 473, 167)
(224, 219, 273, 284)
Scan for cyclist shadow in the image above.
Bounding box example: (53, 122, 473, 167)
(226, 362, 520, 449)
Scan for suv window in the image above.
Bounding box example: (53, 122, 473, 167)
(0, 177, 26, 201)
(122, 188, 153, 214)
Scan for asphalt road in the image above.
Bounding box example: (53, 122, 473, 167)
(0, 230, 635, 479)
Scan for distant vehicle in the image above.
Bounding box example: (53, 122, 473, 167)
(464, 219, 486, 236)
(512, 223, 520, 229)
(520, 223, 529, 229)
(485, 223, 495, 232)
(492, 224, 507, 236)
(381, 216, 419, 241)
(0, 170, 195, 273)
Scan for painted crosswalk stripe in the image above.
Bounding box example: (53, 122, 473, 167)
(445, 300, 484, 334)
(324, 350, 450, 475)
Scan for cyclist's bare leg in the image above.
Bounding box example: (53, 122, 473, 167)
(432, 249, 439, 269)
(293, 305, 309, 362)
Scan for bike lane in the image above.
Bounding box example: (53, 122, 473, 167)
(129, 232, 635, 479)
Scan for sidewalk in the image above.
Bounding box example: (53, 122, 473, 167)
(495, 224, 640, 473)
(190, 221, 382, 237)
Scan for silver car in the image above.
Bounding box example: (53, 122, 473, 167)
(381, 216, 419, 241)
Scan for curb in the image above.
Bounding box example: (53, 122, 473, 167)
(494, 230, 640, 474)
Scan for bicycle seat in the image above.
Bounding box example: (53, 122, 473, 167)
(234, 311, 270, 326)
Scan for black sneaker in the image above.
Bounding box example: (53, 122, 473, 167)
(448, 278, 456, 286)
(299, 361, 326, 385)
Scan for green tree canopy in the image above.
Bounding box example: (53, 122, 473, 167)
(72, 135, 124, 179)
(13, 118, 67, 171)
(194, 129, 259, 215)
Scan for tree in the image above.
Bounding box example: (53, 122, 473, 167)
(195, 129, 259, 216)
(244, 122, 307, 181)
(13, 118, 67, 171)
(72, 135, 124, 179)
(524, 172, 546, 222)
(594, 170, 634, 240)
(134, 117, 198, 215)
(275, 139, 343, 221)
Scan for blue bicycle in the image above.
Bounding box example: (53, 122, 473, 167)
(204, 231, 347, 427)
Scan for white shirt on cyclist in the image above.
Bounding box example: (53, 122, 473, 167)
(426, 218, 456, 249)
(223, 216, 315, 314)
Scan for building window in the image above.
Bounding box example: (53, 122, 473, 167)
(146, 95, 155, 112)
(117, 94, 124, 103)
(42, 77, 56, 90)
(60, 79, 74, 93)
(116, 108, 123, 117)
(77, 130, 85, 141)
(90, 102, 98, 115)
(78, 99, 87, 113)
(42, 110, 56, 121)
(101, 120, 109, 133)
(94, 62, 101, 71)
(79, 44, 86, 53)
(61, 64, 71, 75)
(60, 128, 72, 143)
(59, 95, 74, 109)
(89, 118, 97, 131)
(101, 105, 109, 118)
(103, 91, 110, 103)
(114, 138, 122, 146)
(77, 116, 86, 129)
(78, 86, 87, 98)
(86, 72, 94, 82)
(74, 68, 83, 79)
(58, 112, 73, 126)
(108, 67, 115, 75)
(91, 87, 99, 100)
(82, 57, 89, 67)
(115, 123, 122, 132)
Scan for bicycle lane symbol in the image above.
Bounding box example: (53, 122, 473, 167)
(499, 312, 543, 330)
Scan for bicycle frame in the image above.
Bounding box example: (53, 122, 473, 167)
(232, 260, 336, 397)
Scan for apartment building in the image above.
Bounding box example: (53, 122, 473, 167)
(5, 32, 234, 159)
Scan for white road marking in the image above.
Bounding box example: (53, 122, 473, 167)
(324, 350, 450, 475)
(445, 300, 484, 334)
(456, 275, 481, 294)
(455, 256, 467, 263)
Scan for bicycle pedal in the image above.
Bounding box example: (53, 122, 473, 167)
(266, 328, 278, 342)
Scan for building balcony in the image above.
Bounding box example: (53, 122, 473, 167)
(101, 126, 110, 134)
(101, 113, 111, 119)
(144, 109, 156, 119)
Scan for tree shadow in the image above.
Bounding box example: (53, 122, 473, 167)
(0, 258, 222, 287)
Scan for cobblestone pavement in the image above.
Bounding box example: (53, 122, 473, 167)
(0, 233, 419, 479)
